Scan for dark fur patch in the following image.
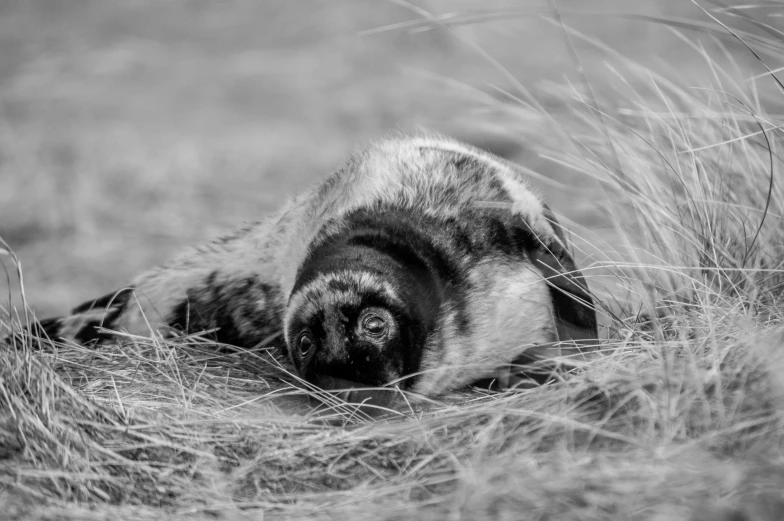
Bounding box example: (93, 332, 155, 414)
(349, 208, 476, 334)
(31, 287, 135, 346)
(531, 247, 598, 342)
(71, 287, 134, 315)
(36, 317, 63, 340)
(73, 319, 114, 345)
(72, 303, 126, 345)
(167, 274, 284, 348)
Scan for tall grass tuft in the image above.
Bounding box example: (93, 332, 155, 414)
(2, 7, 784, 521)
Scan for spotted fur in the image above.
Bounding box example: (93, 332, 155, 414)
(39, 135, 598, 396)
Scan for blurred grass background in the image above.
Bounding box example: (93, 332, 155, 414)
(0, 0, 768, 317)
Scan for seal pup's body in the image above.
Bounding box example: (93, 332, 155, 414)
(40, 136, 597, 396)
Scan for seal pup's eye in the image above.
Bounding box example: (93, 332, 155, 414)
(361, 314, 387, 336)
(299, 332, 314, 356)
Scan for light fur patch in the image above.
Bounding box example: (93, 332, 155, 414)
(414, 258, 556, 395)
(409, 136, 563, 247)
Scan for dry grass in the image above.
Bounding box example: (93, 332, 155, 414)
(3, 3, 784, 521)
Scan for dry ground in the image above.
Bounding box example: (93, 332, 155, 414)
(2, 1, 784, 520)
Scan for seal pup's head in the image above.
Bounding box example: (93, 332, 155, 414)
(283, 223, 443, 395)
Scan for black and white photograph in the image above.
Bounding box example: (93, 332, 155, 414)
(1, 1, 783, 519)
